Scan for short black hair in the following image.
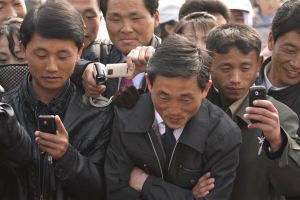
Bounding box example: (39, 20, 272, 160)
(20, 0, 84, 50)
(0, 18, 23, 59)
(179, 0, 229, 22)
(100, 0, 158, 18)
(147, 34, 211, 91)
(206, 24, 261, 60)
(271, 0, 300, 42)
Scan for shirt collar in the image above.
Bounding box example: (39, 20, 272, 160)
(263, 63, 288, 91)
(226, 91, 248, 121)
(27, 74, 71, 105)
(154, 109, 184, 141)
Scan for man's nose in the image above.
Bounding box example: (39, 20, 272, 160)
(120, 20, 133, 33)
(5, 5, 18, 20)
(229, 70, 241, 84)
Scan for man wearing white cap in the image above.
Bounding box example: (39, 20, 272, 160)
(158, 0, 185, 40)
(220, 0, 253, 26)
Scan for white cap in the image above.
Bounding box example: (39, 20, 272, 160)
(220, 0, 253, 13)
(158, 1, 184, 24)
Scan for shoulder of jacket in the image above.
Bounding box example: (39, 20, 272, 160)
(3, 87, 20, 104)
(70, 85, 113, 114)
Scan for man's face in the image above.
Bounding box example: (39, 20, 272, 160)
(229, 10, 244, 24)
(105, 0, 159, 55)
(146, 74, 211, 129)
(0, 34, 26, 64)
(20, 33, 83, 97)
(211, 48, 261, 107)
(0, 0, 26, 23)
(67, 0, 101, 48)
(268, 31, 300, 87)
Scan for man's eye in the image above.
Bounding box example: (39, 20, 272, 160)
(181, 99, 191, 104)
(220, 67, 230, 72)
(86, 15, 96, 19)
(36, 55, 46, 59)
(160, 97, 168, 102)
(17, 57, 25, 61)
(59, 56, 68, 60)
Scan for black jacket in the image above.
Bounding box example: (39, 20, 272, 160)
(71, 35, 161, 98)
(1, 73, 114, 200)
(256, 56, 300, 137)
(105, 93, 242, 200)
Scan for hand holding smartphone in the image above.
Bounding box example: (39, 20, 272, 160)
(38, 115, 56, 134)
(249, 85, 266, 123)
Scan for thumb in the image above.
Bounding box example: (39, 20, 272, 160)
(54, 115, 67, 136)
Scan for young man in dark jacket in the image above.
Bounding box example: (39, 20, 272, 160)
(105, 34, 242, 200)
(0, 1, 113, 199)
(206, 23, 300, 199)
(255, 0, 300, 138)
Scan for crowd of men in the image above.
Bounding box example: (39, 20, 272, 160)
(0, 0, 300, 200)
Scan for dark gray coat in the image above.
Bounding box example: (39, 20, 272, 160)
(105, 93, 242, 200)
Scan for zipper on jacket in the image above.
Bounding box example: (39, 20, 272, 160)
(35, 107, 45, 198)
(168, 141, 179, 171)
(147, 132, 163, 179)
(48, 155, 56, 190)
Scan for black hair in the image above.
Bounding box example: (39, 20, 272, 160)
(179, 0, 229, 22)
(20, 0, 84, 49)
(206, 23, 261, 59)
(147, 34, 211, 91)
(271, 0, 300, 42)
(100, 0, 158, 18)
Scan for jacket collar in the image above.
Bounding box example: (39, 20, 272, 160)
(19, 72, 73, 118)
(235, 93, 251, 125)
(256, 56, 271, 85)
(125, 93, 210, 153)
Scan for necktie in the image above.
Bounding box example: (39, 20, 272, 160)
(119, 77, 133, 89)
(161, 124, 176, 164)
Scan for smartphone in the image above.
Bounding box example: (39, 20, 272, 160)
(106, 63, 134, 78)
(38, 115, 56, 134)
(249, 85, 266, 123)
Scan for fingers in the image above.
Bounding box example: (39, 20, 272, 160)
(82, 63, 106, 98)
(192, 172, 215, 198)
(127, 46, 156, 78)
(243, 100, 281, 149)
(35, 115, 69, 160)
(244, 100, 279, 126)
(54, 115, 67, 137)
